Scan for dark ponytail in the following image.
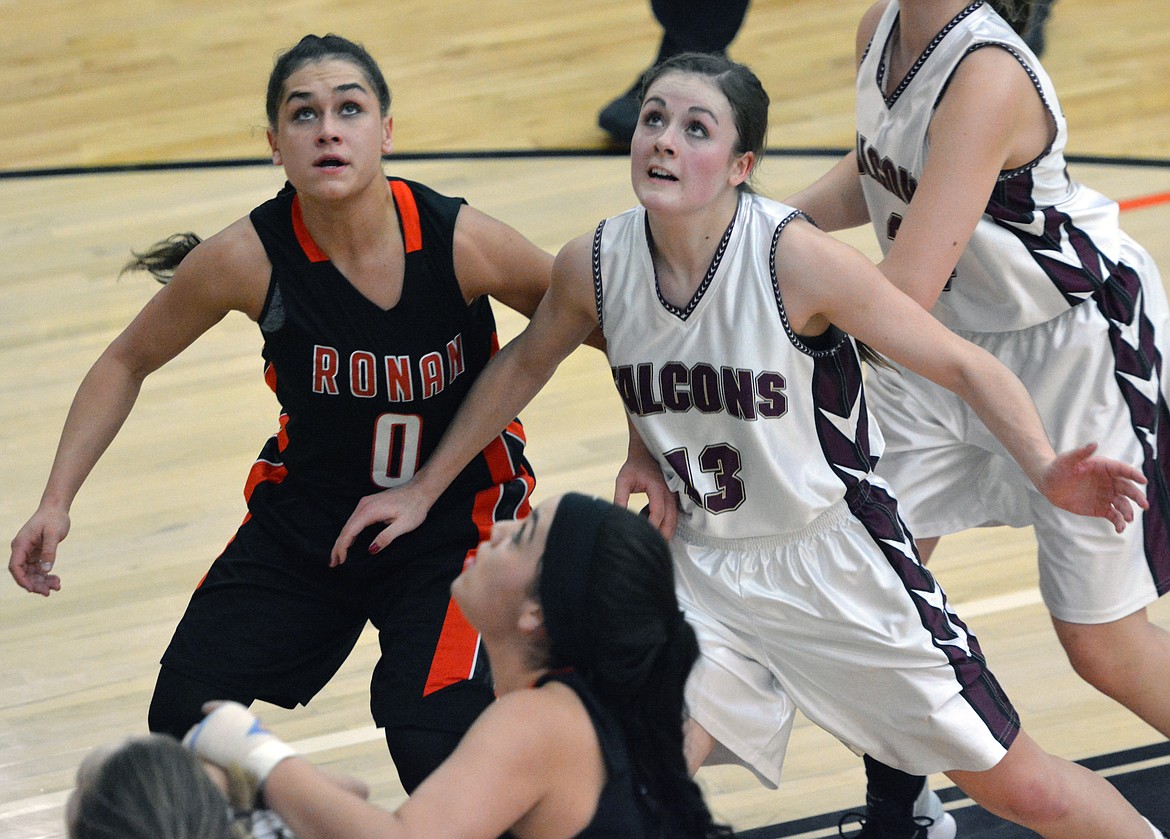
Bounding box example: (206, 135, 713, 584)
(121, 232, 202, 284)
(541, 496, 731, 838)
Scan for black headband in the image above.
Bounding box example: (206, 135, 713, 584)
(538, 492, 612, 668)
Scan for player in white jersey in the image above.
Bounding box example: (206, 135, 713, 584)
(788, 0, 1170, 829)
(330, 53, 1163, 839)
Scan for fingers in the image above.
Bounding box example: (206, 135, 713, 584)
(330, 502, 381, 566)
(10, 515, 69, 595)
(331, 493, 424, 566)
(660, 496, 678, 540)
(644, 485, 678, 540)
(330, 526, 359, 567)
(9, 554, 61, 596)
(1115, 463, 1148, 484)
(1121, 480, 1150, 509)
(1110, 496, 1134, 530)
(613, 478, 631, 510)
(366, 521, 408, 557)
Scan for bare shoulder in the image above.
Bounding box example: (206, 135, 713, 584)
(485, 681, 598, 759)
(775, 211, 833, 263)
(857, 0, 892, 60)
(553, 230, 595, 278)
(452, 203, 553, 308)
(185, 216, 268, 275)
(949, 41, 1040, 98)
(491, 680, 593, 728)
(774, 214, 875, 327)
(168, 216, 271, 319)
(937, 44, 1053, 166)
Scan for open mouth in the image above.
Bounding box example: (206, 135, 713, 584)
(315, 156, 347, 168)
(649, 167, 677, 181)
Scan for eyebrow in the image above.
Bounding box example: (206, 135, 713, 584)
(642, 95, 720, 124)
(284, 81, 369, 105)
(513, 508, 541, 545)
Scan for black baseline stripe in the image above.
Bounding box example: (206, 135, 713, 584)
(3, 148, 1169, 181)
(731, 739, 1170, 839)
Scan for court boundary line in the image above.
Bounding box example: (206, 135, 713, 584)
(733, 741, 1170, 839)
(2, 148, 1169, 181)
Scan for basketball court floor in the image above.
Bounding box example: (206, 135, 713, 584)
(2, 1, 1168, 836)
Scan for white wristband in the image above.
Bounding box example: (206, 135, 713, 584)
(243, 737, 299, 782)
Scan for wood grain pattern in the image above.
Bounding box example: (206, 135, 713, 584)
(1, 0, 1168, 836)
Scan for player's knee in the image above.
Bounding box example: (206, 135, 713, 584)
(1055, 619, 1141, 691)
(382, 725, 464, 793)
(148, 666, 251, 740)
(953, 762, 1071, 828)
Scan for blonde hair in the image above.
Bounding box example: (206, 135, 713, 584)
(68, 735, 251, 839)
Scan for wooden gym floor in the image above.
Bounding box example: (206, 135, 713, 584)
(2, 1, 1168, 836)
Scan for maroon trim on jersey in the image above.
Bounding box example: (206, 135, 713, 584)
(390, 179, 424, 254)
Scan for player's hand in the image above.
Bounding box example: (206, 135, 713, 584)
(615, 453, 679, 540)
(330, 486, 432, 566)
(184, 701, 297, 785)
(1039, 442, 1148, 533)
(9, 507, 70, 595)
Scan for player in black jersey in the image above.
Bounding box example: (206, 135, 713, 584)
(185, 494, 731, 839)
(8, 34, 557, 792)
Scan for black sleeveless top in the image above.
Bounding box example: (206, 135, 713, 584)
(244, 178, 532, 555)
(535, 670, 661, 838)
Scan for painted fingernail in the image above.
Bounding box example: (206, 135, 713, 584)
(368, 543, 381, 555)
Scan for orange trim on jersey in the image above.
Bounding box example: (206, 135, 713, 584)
(422, 460, 534, 696)
(275, 412, 290, 452)
(422, 594, 482, 697)
(244, 413, 290, 503)
(194, 513, 251, 591)
(243, 459, 288, 503)
(481, 419, 531, 484)
(422, 482, 500, 696)
(389, 180, 423, 253)
(290, 195, 331, 263)
(261, 366, 290, 451)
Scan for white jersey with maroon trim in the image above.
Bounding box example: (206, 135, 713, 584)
(856, 0, 1127, 333)
(594, 192, 884, 539)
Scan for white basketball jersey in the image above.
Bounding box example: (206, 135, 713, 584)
(856, 0, 1125, 332)
(594, 193, 885, 539)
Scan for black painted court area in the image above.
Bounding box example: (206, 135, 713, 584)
(737, 741, 1170, 838)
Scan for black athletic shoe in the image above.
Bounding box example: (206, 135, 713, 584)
(598, 77, 644, 144)
(838, 794, 937, 838)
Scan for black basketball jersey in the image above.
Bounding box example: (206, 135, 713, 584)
(535, 670, 677, 839)
(243, 178, 533, 545)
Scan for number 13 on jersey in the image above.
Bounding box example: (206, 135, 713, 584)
(664, 444, 746, 514)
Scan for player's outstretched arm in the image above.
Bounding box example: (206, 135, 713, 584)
(776, 218, 1147, 531)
